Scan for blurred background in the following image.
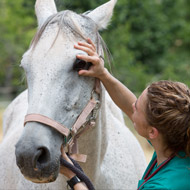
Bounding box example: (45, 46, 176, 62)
(0, 0, 189, 162)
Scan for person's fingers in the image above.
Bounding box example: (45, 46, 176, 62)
(61, 146, 67, 158)
(76, 54, 100, 65)
(87, 38, 96, 50)
(74, 45, 94, 56)
(78, 41, 96, 52)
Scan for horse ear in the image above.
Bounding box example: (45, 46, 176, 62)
(35, 0, 58, 27)
(87, 0, 117, 30)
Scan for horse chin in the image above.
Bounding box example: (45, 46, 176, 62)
(19, 163, 60, 184)
(24, 173, 58, 183)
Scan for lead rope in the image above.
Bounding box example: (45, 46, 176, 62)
(60, 156, 95, 190)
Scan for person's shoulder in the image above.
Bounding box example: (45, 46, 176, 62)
(142, 152, 190, 190)
(168, 152, 190, 169)
(160, 153, 190, 190)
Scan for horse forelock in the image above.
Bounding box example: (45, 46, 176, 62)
(29, 10, 112, 66)
(30, 11, 96, 49)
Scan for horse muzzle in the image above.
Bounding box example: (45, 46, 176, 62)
(15, 141, 60, 183)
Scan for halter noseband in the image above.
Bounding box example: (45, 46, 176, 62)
(24, 79, 101, 162)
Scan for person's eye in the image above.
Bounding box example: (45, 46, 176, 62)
(73, 58, 92, 72)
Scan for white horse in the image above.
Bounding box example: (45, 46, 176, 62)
(0, 0, 146, 189)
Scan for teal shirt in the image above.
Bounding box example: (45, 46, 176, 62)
(138, 151, 190, 190)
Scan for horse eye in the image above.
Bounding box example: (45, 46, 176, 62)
(73, 58, 92, 72)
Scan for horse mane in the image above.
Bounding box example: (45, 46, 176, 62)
(30, 10, 112, 67)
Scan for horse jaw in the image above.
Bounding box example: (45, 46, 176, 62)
(35, 0, 57, 27)
(87, 0, 117, 30)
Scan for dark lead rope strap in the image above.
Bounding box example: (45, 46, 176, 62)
(68, 155, 84, 173)
(60, 156, 95, 190)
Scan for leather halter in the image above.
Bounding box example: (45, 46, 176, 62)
(24, 79, 101, 162)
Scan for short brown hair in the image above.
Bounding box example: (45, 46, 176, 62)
(146, 80, 190, 157)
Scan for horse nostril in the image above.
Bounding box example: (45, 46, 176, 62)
(32, 147, 50, 170)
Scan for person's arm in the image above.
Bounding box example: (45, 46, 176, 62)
(60, 147, 88, 190)
(99, 69, 136, 120)
(74, 39, 136, 120)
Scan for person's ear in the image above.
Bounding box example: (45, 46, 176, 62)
(148, 127, 159, 139)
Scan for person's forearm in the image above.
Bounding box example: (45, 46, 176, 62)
(99, 69, 136, 120)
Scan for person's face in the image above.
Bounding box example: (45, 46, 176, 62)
(132, 88, 151, 138)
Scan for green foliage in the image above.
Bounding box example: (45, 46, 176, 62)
(0, 0, 190, 97)
(0, 0, 36, 95)
(104, 0, 190, 92)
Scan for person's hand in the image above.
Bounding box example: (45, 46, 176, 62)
(60, 146, 76, 179)
(74, 38, 106, 79)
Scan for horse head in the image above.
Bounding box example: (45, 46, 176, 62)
(15, 0, 117, 183)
